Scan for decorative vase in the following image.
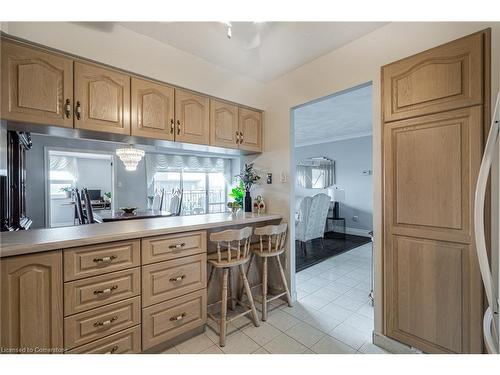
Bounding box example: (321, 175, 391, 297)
(244, 191, 252, 212)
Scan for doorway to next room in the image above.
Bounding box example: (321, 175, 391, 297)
(290, 82, 375, 351)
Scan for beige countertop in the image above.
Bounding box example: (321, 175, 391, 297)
(0, 212, 282, 258)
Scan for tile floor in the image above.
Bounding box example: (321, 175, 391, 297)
(163, 242, 388, 354)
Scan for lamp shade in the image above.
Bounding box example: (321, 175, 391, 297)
(116, 145, 145, 171)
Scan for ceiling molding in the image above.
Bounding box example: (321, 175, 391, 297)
(295, 131, 372, 148)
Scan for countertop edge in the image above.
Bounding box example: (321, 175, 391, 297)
(0, 213, 283, 258)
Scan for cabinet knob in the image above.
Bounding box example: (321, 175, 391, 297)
(176, 120, 181, 135)
(64, 99, 71, 119)
(75, 101, 82, 120)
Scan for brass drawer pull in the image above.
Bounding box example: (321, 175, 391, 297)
(168, 243, 186, 250)
(235, 131, 240, 144)
(169, 275, 186, 283)
(176, 120, 181, 135)
(170, 119, 174, 134)
(93, 285, 118, 295)
(169, 313, 186, 322)
(239, 131, 243, 144)
(93, 316, 118, 327)
(106, 345, 119, 354)
(93, 255, 117, 264)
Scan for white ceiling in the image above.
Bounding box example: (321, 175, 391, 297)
(117, 22, 386, 82)
(294, 84, 372, 147)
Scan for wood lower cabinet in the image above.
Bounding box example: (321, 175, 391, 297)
(175, 89, 210, 145)
(0, 251, 63, 353)
(131, 77, 175, 141)
(1, 40, 73, 128)
(382, 29, 488, 354)
(210, 99, 239, 149)
(239, 107, 262, 152)
(74, 62, 130, 135)
(67, 325, 141, 354)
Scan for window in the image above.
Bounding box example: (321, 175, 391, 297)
(152, 171, 228, 215)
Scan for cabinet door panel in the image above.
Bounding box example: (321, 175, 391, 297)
(210, 99, 238, 149)
(175, 89, 209, 145)
(382, 32, 483, 122)
(239, 107, 262, 152)
(74, 62, 130, 135)
(131, 77, 175, 141)
(1, 40, 73, 128)
(1, 251, 63, 353)
(384, 106, 483, 353)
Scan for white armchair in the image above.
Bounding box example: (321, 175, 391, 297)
(295, 193, 331, 255)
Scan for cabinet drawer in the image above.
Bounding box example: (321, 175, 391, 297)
(142, 231, 206, 264)
(66, 325, 141, 354)
(142, 289, 206, 350)
(64, 297, 140, 349)
(142, 253, 206, 307)
(64, 239, 140, 281)
(64, 268, 141, 316)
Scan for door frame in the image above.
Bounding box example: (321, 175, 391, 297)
(288, 81, 377, 318)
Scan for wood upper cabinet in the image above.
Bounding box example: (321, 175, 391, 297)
(382, 32, 483, 122)
(174, 89, 209, 145)
(74, 62, 131, 135)
(1, 251, 63, 353)
(239, 107, 262, 152)
(210, 99, 239, 149)
(1, 40, 73, 128)
(131, 77, 175, 141)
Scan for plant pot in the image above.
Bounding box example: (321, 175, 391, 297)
(244, 191, 252, 212)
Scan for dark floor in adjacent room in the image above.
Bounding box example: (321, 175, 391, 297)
(295, 234, 372, 272)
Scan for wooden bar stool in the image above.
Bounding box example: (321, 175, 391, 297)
(243, 223, 292, 321)
(207, 226, 260, 346)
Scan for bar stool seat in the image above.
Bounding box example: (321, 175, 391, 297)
(207, 226, 260, 347)
(241, 223, 292, 321)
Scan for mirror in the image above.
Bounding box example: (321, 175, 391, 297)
(296, 157, 335, 189)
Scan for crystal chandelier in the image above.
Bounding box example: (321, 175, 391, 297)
(116, 145, 145, 171)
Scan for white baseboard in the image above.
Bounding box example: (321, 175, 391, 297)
(345, 226, 372, 238)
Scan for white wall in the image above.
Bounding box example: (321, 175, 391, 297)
(252, 22, 500, 335)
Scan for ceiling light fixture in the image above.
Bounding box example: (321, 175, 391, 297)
(116, 145, 145, 172)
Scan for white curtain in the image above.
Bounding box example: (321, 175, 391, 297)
(49, 155, 78, 181)
(145, 153, 231, 193)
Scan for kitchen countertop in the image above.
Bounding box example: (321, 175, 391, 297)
(0, 212, 282, 258)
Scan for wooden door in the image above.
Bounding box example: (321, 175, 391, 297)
(238, 107, 262, 152)
(1, 40, 73, 128)
(131, 77, 175, 141)
(174, 89, 209, 145)
(382, 30, 488, 354)
(210, 99, 239, 149)
(74, 62, 130, 135)
(1, 251, 63, 353)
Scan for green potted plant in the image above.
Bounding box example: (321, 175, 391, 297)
(103, 192, 112, 202)
(59, 186, 72, 199)
(235, 163, 260, 212)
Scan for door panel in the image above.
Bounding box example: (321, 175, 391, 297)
(210, 99, 238, 149)
(74, 62, 130, 135)
(239, 107, 262, 152)
(382, 32, 483, 122)
(131, 77, 175, 140)
(1, 40, 73, 127)
(0, 251, 63, 353)
(175, 89, 209, 145)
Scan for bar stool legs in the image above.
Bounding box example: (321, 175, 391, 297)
(239, 264, 260, 327)
(220, 268, 229, 347)
(276, 255, 293, 307)
(262, 258, 268, 321)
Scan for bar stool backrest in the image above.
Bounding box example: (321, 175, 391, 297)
(209, 226, 253, 264)
(254, 223, 288, 253)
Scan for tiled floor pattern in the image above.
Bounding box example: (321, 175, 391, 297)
(163, 243, 388, 354)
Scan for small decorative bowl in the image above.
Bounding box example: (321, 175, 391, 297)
(120, 207, 137, 214)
